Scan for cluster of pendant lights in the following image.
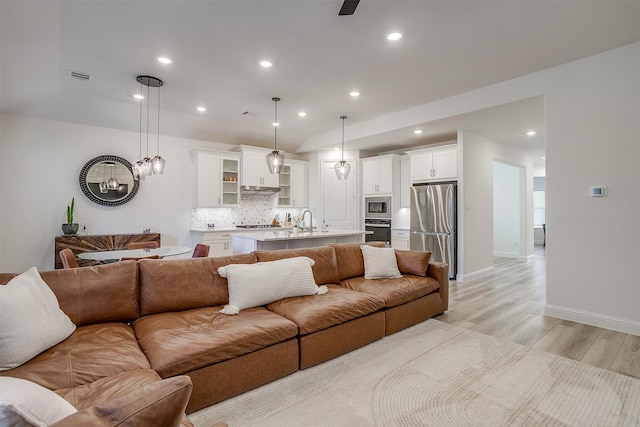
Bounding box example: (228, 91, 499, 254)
(98, 162, 120, 193)
(133, 75, 165, 180)
(266, 97, 350, 180)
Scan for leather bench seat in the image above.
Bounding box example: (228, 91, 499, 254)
(267, 284, 385, 335)
(4, 323, 150, 390)
(133, 306, 298, 378)
(340, 275, 440, 308)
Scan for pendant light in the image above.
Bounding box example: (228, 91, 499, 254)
(266, 97, 285, 174)
(334, 115, 351, 180)
(133, 75, 164, 181)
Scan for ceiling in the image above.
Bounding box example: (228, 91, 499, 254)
(2, 1, 640, 161)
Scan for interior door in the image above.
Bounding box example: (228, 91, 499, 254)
(323, 160, 356, 230)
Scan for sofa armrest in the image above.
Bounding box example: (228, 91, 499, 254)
(51, 376, 193, 427)
(427, 261, 449, 311)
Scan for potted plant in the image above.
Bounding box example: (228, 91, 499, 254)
(61, 197, 79, 235)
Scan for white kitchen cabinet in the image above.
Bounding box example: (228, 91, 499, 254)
(391, 229, 411, 250)
(400, 156, 410, 208)
(361, 154, 400, 195)
(279, 160, 308, 207)
(191, 230, 233, 257)
(407, 145, 457, 182)
(192, 150, 240, 207)
(238, 147, 280, 188)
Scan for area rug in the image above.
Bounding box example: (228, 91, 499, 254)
(189, 319, 640, 426)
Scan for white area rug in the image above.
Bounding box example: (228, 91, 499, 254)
(189, 319, 640, 426)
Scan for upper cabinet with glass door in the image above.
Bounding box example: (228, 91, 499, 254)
(192, 150, 240, 207)
(278, 160, 308, 207)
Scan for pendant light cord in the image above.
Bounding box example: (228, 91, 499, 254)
(156, 84, 161, 154)
(146, 83, 150, 157)
(139, 82, 143, 159)
(273, 97, 279, 152)
(340, 115, 347, 162)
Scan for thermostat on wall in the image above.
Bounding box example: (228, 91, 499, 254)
(589, 186, 607, 197)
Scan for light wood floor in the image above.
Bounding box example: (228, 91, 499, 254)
(436, 246, 640, 380)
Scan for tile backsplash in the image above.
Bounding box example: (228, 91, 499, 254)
(191, 194, 305, 229)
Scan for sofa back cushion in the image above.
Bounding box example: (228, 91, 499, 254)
(1, 261, 139, 326)
(254, 246, 340, 285)
(138, 253, 257, 316)
(330, 242, 386, 281)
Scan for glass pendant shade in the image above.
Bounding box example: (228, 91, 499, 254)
(142, 157, 153, 176)
(152, 155, 165, 175)
(133, 160, 146, 180)
(99, 181, 109, 193)
(334, 160, 351, 180)
(266, 150, 285, 174)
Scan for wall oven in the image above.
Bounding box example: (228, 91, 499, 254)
(365, 219, 392, 245)
(365, 196, 392, 219)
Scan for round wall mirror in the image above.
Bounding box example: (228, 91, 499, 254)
(79, 155, 139, 206)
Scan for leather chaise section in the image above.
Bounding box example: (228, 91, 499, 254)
(133, 306, 298, 378)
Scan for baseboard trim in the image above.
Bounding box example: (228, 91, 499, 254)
(457, 266, 495, 283)
(545, 304, 640, 335)
(494, 251, 518, 258)
(518, 254, 536, 262)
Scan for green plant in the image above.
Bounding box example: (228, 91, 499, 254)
(66, 197, 75, 224)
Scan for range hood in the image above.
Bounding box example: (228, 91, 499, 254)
(240, 185, 281, 195)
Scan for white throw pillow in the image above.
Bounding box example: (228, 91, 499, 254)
(361, 245, 402, 279)
(0, 377, 77, 426)
(0, 267, 76, 372)
(218, 257, 328, 315)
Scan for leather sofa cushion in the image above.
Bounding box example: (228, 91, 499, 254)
(330, 242, 386, 281)
(133, 306, 298, 378)
(1, 323, 150, 390)
(267, 284, 385, 335)
(0, 261, 139, 325)
(340, 275, 440, 308)
(138, 254, 257, 316)
(395, 250, 432, 276)
(53, 370, 193, 427)
(254, 246, 340, 285)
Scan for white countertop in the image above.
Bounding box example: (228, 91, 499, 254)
(191, 226, 292, 233)
(231, 229, 371, 242)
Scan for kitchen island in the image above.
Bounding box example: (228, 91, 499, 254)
(232, 229, 372, 253)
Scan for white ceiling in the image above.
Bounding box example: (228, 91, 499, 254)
(2, 1, 640, 160)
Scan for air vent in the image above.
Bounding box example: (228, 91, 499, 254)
(68, 70, 93, 82)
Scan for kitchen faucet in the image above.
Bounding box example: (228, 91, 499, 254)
(301, 209, 313, 232)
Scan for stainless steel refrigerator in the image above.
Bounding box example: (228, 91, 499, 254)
(410, 182, 457, 279)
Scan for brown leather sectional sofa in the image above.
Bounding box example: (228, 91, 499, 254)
(0, 242, 448, 425)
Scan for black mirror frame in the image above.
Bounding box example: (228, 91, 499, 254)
(79, 155, 140, 207)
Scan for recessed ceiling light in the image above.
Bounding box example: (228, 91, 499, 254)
(157, 57, 172, 65)
(259, 60, 273, 68)
(526, 130, 537, 136)
(133, 94, 144, 100)
(298, 111, 307, 117)
(350, 91, 360, 97)
(197, 106, 206, 112)
(413, 129, 423, 134)
(386, 32, 403, 41)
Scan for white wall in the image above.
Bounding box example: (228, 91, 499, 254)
(542, 44, 640, 334)
(493, 161, 521, 258)
(0, 114, 233, 272)
(458, 131, 534, 281)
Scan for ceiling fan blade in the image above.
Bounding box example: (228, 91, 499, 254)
(339, 0, 360, 16)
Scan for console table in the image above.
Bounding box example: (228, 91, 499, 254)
(54, 233, 161, 269)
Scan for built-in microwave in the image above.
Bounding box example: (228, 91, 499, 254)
(365, 196, 392, 219)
